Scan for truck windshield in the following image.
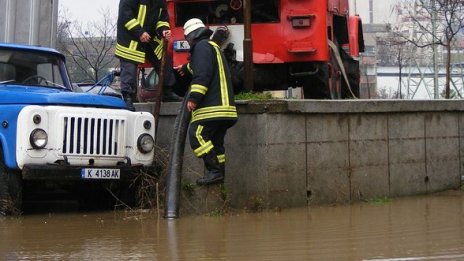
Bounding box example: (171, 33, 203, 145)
(0, 49, 70, 89)
(174, 0, 279, 26)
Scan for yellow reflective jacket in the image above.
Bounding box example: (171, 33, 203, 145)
(187, 38, 238, 123)
(115, 0, 169, 63)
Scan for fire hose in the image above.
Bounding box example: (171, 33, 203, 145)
(328, 40, 359, 99)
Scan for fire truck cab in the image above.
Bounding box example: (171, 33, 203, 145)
(167, 0, 364, 99)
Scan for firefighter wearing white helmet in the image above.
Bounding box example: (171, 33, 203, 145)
(177, 18, 238, 186)
(183, 18, 206, 39)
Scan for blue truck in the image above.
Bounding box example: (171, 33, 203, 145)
(0, 43, 156, 215)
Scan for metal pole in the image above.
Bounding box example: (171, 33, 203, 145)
(243, 0, 254, 91)
(398, 47, 402, 99)
(5, 0, 17, 43)
(153, 39, 168, 142)
(369, 0, 373, 24)
(29, 0, 40, 45)
(431, 0, 439, 99)
(50, 0, 59, 48)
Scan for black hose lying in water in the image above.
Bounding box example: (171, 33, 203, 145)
(164, 97, 190, 219)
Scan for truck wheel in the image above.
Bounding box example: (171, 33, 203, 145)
(0, 152, 22, 215)
(302, 63, 331, 99)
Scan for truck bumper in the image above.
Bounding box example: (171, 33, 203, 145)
(22, 164, 147, 181)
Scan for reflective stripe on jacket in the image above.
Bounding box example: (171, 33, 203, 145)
(188, 40, 238, 123)
(115, 0, 169, 63)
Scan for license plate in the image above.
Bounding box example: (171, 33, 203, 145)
(173, 40, 190, 52)
(80, 168, 120, 180)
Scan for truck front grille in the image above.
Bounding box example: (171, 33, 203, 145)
(61, 116, 125, 156)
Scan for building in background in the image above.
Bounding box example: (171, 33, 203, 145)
(359, 24, 391, 98)
(351, 0, 464, 99)
(349, 0, 400, 98)
(0, 0, 58, 48)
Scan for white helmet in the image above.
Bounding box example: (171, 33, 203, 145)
(183, 18, 205, 37)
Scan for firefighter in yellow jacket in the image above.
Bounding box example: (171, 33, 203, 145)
(177, 18, 238, 186)
(116, 0, 181, 110)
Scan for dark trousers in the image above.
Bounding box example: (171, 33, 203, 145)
(120, 60, 137, 95)
(189, 120, 236, 163)
(120, 42, 176, 96)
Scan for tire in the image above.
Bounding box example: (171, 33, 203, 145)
(0, 149, 22, 216)
(302, 63, 331, 99)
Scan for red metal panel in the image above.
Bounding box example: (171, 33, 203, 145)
(348, 15, 362, 57)
(339, 0, 349, 15)
(328, 0, 340, 14)
(167, 0, 188, 66)
(167, 0, 331, 65)
(328, 0, 348, 15)
(254, 0, 329, 63)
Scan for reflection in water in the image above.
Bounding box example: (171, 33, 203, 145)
(1, 191, 464, 260)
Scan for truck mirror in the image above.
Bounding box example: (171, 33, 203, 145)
(144, 69, 159, 91)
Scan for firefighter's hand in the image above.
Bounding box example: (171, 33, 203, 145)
(187, 101, 197, 112)
(162, 30, 172, 40)
(139, 32, 151, 43)
(174, 65, 185, 76)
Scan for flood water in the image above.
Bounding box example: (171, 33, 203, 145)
(1, 191, 464, 260)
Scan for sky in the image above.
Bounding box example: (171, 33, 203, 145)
(59, 0, 119, 24)
(352, 0, 400, 24)
(60, 0, 397, 25)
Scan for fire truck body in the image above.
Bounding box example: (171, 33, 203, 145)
(167, 0, 364, 99)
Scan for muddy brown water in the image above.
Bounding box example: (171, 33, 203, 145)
(1, 191, 464, 260)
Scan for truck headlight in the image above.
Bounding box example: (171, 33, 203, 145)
(30, 128, 48, 149)
(137, 134, 154, 153)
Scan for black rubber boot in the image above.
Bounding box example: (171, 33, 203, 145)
(162, 86, 183, 102)
(196, 152, 224, 186)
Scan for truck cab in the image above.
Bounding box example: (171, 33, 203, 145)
(0, 43, 156, 215)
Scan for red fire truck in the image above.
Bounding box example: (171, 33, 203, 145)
(164, 0, 364, 99)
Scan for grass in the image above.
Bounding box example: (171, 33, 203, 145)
(219, 184, 228, 201)
(364, 197, 392, 205)
(235, 91, 273, 101)
(181, 180, 195, 198)
(209, 208, 225, 216)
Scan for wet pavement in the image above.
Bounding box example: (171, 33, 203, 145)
(1, 190, 464, 260)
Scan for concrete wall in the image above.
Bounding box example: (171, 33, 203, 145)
(0, 0, 58, 47)
(137, 99, 464, 213)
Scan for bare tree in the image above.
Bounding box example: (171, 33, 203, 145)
(395, 0, 464, 99)
(440, 87, 457, 98)
(57, 8, 118, 83)
(377, 30, 412, 98)
(377, 87, 392, 99)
